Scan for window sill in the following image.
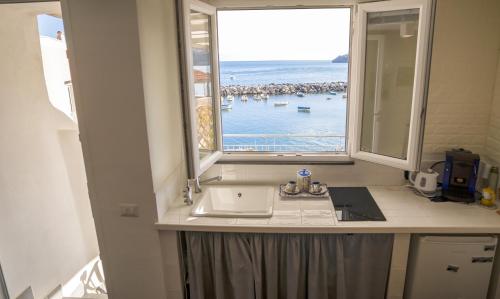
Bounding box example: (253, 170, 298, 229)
(217, 152, 355, 165)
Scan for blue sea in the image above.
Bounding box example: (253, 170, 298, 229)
(219, 60, 348, 152)
(220, 60, 348, 86)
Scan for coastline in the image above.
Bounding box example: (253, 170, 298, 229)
(220, 81, 348, 96)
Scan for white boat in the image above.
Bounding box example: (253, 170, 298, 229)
(241, 95, 248, 101)
(262, 94, 269, 100)
(220, 96, 224, 102)
(221, 104, 232, 111)
(254, 95, 262, 101)
(329, 91, 337, 95)
(230, 75, 235, 80)
(298, 106, 310, 112)
(274, 101, 288, 106)
(226, 95, 234, 101)
(296, 92, 305, 97)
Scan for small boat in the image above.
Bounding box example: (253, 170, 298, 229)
(241, 95, 248, 101)
(329, 91, 337, 95)
(220, 96, 224, 102)
(274, 101, 289, 106)
(262, 94, 269, 100)
(326, 97, 333, 100)
(221, 104, 232, 111)
(254, 95, 262, 101)
(342, 94, 347, 99)
(296, 92, 305, 97)
(226, 95, 234, 101)
(298, 106, 311, 112)
(230, 75, 235, 80)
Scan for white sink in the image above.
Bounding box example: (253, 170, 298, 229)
(191, 185, 275, 218)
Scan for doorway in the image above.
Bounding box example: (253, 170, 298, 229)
(0, 2, 103, 298)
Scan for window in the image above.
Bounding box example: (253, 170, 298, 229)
(179, 0, 432, 178)
(217, 9, 350, 154)
(179, 0, 222, 177)
(350, 0, 432, 170)
(37, 14, 76, 120)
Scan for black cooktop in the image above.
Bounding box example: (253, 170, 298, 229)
(328, 187, 386, 221)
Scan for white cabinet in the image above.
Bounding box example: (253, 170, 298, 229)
(405, 235, 497, 299)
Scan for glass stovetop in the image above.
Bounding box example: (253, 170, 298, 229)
(328, 187, 386, 221)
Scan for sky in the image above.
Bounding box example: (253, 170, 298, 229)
(217, 8, 351, 62)
(37, 14, 64, 38)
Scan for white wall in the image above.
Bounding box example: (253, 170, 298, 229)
(61, 0, 169, 298)
(485, 51, 500, 164)
(40, 36, 73, 120)
(0, 3, 98, 298)
(135, 2, 187, 296)
(136, 0, 187, 220)
(423, 0, 500, 156)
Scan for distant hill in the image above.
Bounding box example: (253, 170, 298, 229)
(331, 54, 349, 63)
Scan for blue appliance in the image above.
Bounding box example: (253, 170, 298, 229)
(442, 149, 480, 203)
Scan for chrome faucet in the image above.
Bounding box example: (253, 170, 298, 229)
(183, 179, 196, 205)
(183, 175, 223, 205)
(195, 175, 222, 193)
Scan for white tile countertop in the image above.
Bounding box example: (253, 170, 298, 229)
(155, 186, 500, 233)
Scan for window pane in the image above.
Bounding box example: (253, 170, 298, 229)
(360, 9, 419, 159)
(190, 10, 216, 159)
(217, 9, 350, 153)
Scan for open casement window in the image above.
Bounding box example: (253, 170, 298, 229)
(350, 0, 432, 171)
(179, 0, 222, 177)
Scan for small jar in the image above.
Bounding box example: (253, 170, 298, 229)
(297, 169, 312, 192)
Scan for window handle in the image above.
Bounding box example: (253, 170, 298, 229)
(446, 265, 459, 272)
(472, 257, 494, 263)
(484, 245, 496, 251)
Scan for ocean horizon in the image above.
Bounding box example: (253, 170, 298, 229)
(220, 60, 348, 86)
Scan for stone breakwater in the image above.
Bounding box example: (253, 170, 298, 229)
(220, 82, 348, 96)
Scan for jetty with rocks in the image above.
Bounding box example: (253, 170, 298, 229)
(220, 81, 348, 97)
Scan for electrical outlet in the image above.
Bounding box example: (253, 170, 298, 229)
(120, 204, 139, 217)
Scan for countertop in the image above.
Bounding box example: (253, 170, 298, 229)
(156, 186, 500, 233)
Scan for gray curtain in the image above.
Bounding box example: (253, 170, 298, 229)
(184, 232, 393, 299)
(0, 263, 8, 299)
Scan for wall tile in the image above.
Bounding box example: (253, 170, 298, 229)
(423, 0, 500, 156)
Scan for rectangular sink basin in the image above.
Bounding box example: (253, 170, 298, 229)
(191, 186, 275, 218)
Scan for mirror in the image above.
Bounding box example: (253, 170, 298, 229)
(360, 9, 419, 159)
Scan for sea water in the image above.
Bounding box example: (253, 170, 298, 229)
(220, 60, 348, 86)
(219, 60, 348, 152)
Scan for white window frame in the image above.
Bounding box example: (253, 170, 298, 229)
(215, 4, 355, 164)
(179, 0, 433, 174)
(179, 0, 223, 178)
(349, 0, 432, 171)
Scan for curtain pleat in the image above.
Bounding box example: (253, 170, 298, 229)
(184, 232, 393, 299)
(186, 232, 255, 299)
(341, 234, 394, 299)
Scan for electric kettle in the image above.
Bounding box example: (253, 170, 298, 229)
(409, 169, 439, 193)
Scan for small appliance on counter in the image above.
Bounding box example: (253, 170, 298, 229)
(442, 148, 480, 203)
(409, 169, 439, 196)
